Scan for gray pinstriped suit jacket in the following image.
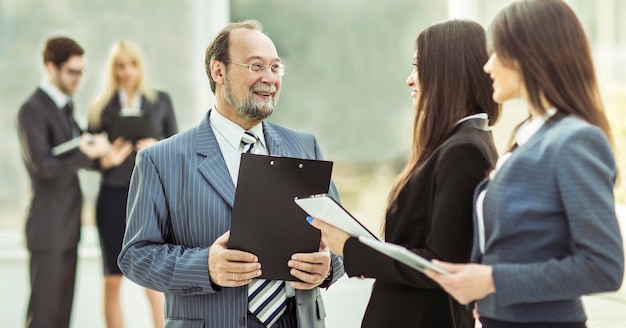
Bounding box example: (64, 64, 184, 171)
(118, 110, 344, 328)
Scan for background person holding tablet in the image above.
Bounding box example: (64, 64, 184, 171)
(87, 39, 178, 328)
(309, 19, 500, 328)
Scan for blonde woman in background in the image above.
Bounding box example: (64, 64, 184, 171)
(88, 40, 178, 328)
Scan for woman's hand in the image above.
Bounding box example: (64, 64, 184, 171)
(99, 137, 133, 169)
(424, 261, 496, 305)
(307, 217, 350, 256)
(136, 137, 158, 150)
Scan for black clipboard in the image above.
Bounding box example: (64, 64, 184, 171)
(110, 115, 158, 142)
(228, 153, 333, 281)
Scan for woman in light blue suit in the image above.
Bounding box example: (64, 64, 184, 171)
(426, 1, 624, 327)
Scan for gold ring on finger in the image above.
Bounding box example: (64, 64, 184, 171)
(232, 272, 235, 280)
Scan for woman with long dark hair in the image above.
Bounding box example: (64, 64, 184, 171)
(425, 1, 624, 327)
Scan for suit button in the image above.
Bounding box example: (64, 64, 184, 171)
(239, 316, 246, 326)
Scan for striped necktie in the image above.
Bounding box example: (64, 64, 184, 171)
(62, 100, 80, 137)
(241, 131, 257, 153)
(248, 279, 287, 327)
(240, 130, 287, 326)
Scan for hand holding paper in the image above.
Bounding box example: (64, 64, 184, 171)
(307, 216, 350, 257)
(79, 133, 111, 159)
(99, 137, 133, 169)
(295, 194, 378, 240)
(299, 194, 449, 276)
(423, 260, 495, 305)
(136, 137, 158, 150)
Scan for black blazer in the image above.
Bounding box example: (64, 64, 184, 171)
(343, 119, 498, 328)
(17, 88, 96, 251)
(88, 91, 178, 187)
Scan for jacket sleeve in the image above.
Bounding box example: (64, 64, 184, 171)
(312, 136, 345, 287)
(17, 102, 95, 180)
(117, 149, 218, 295)
(344, 143, 492, 289)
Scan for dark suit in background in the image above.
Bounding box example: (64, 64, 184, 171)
(17, 88, 97, 327)
(343, 119, 498, 328)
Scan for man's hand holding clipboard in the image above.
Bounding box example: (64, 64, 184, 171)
(228, 153, 334, 281)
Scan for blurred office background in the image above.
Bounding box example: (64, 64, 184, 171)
(2, 0, 626, 228)
(1, 0, 626, 326)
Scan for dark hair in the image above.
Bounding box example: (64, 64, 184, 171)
(489, 0, 612, 147)
(205, 20, 263, 94)
(386, 19, 500, 214)
(42, 37, 84, 67)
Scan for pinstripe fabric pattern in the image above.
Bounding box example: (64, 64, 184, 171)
(474, 115, 624, 323)
(118, 110, 344, 328)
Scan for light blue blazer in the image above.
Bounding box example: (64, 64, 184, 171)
(118, 110, 344, 328)
(473, 113, 624, 323)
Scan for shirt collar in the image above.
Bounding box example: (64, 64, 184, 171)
(209, 107, 266, 151)
(40, 79, 70, 109)
(456, 112, 488, 126)
(118, 89, 142, 109)
(515, 108, 557, 146)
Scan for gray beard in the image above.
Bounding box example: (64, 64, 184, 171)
(223, 81, 276, 121)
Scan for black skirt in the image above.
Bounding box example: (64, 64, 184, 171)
(95, 185, 129, 275)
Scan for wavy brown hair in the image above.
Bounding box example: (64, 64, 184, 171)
(386, 19, 500, 216)
(489, 0, 612, 150)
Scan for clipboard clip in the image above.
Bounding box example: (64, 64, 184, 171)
(268, 160, 304, 169)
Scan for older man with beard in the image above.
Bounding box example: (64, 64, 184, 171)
(117, 20, 344, 328)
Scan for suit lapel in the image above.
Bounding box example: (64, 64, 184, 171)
(516, 112, 566, 152)
(196, 111, 236, 208)
(263, 122, 285, 156)
(139, 94, 152, 115)
(111, 94, 122, 114)
(195, 118, 297, 207)
(36, 89, 75, 140)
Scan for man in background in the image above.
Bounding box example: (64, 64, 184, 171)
(17, 36, 110, 328)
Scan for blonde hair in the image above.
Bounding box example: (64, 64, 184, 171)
(88, 40, 157, 129)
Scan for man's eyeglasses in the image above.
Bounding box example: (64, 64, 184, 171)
(225, 60, 286, 77)
(62, 67, 85, 77)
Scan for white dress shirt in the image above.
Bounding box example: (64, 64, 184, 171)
(40, 79, 70, 110)
(477, 108, 557, 253)
(209, 108, 267, 185)
(118, 89, 143, 116)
